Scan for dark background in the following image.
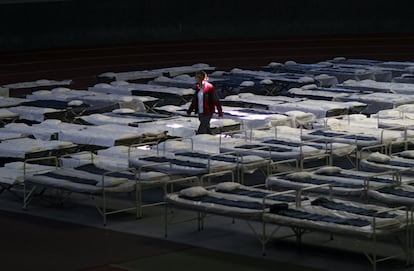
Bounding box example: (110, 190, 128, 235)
(1, 0, 414, 88)
(1, 0, 414, 52)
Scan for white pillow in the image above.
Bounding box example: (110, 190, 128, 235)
(68, 100, 83, 106)
(367, 152, 391, 163)
(4, 163, 53, 174)
(398, 150, 414, 159)
(112, 108, 136, 114)
(286, 171, 312, 181)
(238, 93, 255, 99)
(260, 79, 273, 85)
(298, 76, 314, 83)
(215, 182, 240, 192)
(267, 62, 282, 67)
(240, 81, 255, 87)
(314, 166, 341, 175)
(40, 119, 62, 126)
(51, 87, 70, 93)
(95, 176, 128, 187)
(4, 162, 32, 170)
(302, 84, 318, 90)
(314, 74, 331, 79)
(179, 186, 208, 198)
(111, 80, 128, 86)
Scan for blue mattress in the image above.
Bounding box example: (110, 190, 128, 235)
(310, 197, 397, 218)
(140, 156, 207, 169)
(272, 208, 371, 227)
(218, 188, 302, 203)
(376, 187, 414, 199)
(178, 194, 279, 210)
(174, 151, 238, 163)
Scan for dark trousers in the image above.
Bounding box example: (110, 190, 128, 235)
(197, 113, 212, 134)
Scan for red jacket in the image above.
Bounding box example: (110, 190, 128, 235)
(187, 81, 223, 116)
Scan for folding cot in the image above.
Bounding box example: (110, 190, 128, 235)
(47, 122, 168, 149)
(265, 166, 403, 197)
(370, 107, 414, 142)
(89, 81, 195, 106)
(153, 103, 308, 130)
(61, 150, 175, 218)
(222, 93, 360, 118)
(301, 126, 404, 150)
(359, 151, 414, 175)
(212, 68, 322, 96)
(261, 137, 355, 161)
(6, 105, 68, 123)
(221, 92, 305, 110)
(305, 66, 376, 83)
(369, 112, 414, 132)
(367, 184, 414, 207)
(335, 92, 414, 115)
(393, 74, 414, 84)
(265, 61, 376, 83)
(0, 130, 27, 141)
(148, 73, 227, 92)
(128, 151, 235, 176)
(148, 74, 198, 89)
(1, 120, 76, 141)
(74, 111, 173, 127)
(0, 108, 19, 126)
(320, 59, 393, 82)
(97, 63, 214, 83)
(0, 161, 56, 198)
(3, 120, 168, 150)
(3, 79, 73, 98)
(340, 66, 392, 82)
(326, 57, 384, 67)
(0, 137, 79, 164)
(374, 104, 414, 118)
(267, 99, 362, 119)
(25, 87, 153, 121)
(228, 68, 337, 90)
(301, 129, 392, 169)
(97, 109, 241, 137)
(127, 137, 271, 185)
(218, 136, 330, 168)
(327, 59, 414, 79)
(164, 182, 412, 271)
(17, 100, 108, 123)
(219, 125, 357, 168)
(22, 155, 143, 225)
(287, 84, 369, 113)
(377, 61, 414, 70)
(313, 114, 414, 153)
(128, 146, 268, 184)
(219, 106, 296, 130)
(337, 79, 414, 95)
(82, 84, 161, 111)
(0, 96, 27, 108)
(264, 61, 332, 74)
(287, 84, 357, 101)
(260, 193, 411, 271)
(207, 71, 279, 96)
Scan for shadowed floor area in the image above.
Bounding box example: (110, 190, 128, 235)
(0, 209, 190, 271)
(0, 209, 326, 271)
(111, 247, 325, 271)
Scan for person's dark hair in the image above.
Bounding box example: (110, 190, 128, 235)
(195, 70, 207, 80)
